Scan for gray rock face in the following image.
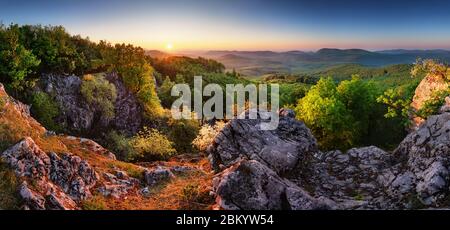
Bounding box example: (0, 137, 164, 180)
(104, 72, 142, 134)
(213, 160, 331, 210)
(43, 74, 94, 131)
(1, 137, 98, 210)
(48, 152, 98, 200)
(207, 109, 318, 174)
(98, 171, 140, 199)
(42, 72, 142, 134)
(389, 112, 450, 207)
(209, 109, 450, 210)
(144, 166, 175, 186)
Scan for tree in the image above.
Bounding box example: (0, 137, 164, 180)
(158, 76, 176, 108)
(337, 75, 378, 142)
(295, 77, 354, 150)
(0, 25, 40, 93)
(295, 76, 382, 150)
(30, 92, 61, 131)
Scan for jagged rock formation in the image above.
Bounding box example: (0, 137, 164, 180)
(1, 137, 98, 210)
(209, 108, 450, 210)
(41, 72, 142, 134)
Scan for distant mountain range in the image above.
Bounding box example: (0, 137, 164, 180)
(146, 48, 450, 76)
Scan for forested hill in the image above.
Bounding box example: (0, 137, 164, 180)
(197, 48, 450, 76)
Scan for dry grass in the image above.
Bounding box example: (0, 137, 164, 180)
(99, 170, 214, 210)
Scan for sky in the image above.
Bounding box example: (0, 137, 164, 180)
(1, 0, 450, 51)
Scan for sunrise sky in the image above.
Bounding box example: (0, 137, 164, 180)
(1, 0, 450, 51)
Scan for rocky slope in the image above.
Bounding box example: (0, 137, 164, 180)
(208, 106, 450, 209)
(0, 83, 212, 210)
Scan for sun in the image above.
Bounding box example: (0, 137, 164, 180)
(166, 43, 173, 50)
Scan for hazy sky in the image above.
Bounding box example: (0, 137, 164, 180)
(1, 0, 450, 51)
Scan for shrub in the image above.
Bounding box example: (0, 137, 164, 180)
(416, 88, 450, 119)
(80, 74, 117, 120)
(192, 121, 225, 152)
(166, 115, 200, 153)
(30, 91, 61, 131)
(104, 130, 135, 161)
(0, 160, 21, 209)
(0, 96, 6, 110)
(128, 127, 176, 161)
(0, 124, 14, 152)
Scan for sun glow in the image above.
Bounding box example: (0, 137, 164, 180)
(166, 43, 173, 51)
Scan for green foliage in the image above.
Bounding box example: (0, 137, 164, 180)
(416, 88, 450, 119)
(0, 24, 40, 92)
(30, 91, 61, 131)
(295, 76, 386, 150)
(295, 77, 354, 149)
(104, 130, 135, 161)
(0, 96, 5, 111)
(158, 76, 176, 108)
(0, 124, 14, 152)
(128, 127, 177, 161)
(377, 89, 411, 120)
(164, 114, 201, 153)
(80, 74, 117, 120)
(150, 56, 225, 83)
(279, 83, 310, 107)
(0, 160, 21, 210)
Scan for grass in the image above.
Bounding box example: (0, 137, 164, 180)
(106, 161, 145, 181)
(81, 194, 110, 210)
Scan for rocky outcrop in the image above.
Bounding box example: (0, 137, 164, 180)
(41, 72, 142, 134)
(207, 108, 318, 174)
(1, 137, 98, 210)
(209, 109, 450, 210)
(410, 73, 449, 130)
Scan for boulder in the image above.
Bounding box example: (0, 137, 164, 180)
(144, 166, 175, 186)
(207, 109, 318, 174)
(213, 160, 332, 210)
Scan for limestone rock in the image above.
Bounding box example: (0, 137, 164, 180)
(410, 73, 449, 130)
(42, 72, 142, 134)
(210, 108, 450, 210)
(207, 109, 318, 174)
(1, 137, 99, 209)
(144, 166, 175, 186)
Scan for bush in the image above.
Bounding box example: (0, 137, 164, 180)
(192, 121, 225, 152)
(128, 127, 176, 161)
(80, 74, 117, 120)
(417, 88, 450, 119)
(30, 91, 61, 131)
(166, 115, 200, 153)
(104, 130, 135, 161)
(0, 160, 21, 209)
(0, 124, 14, 152)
